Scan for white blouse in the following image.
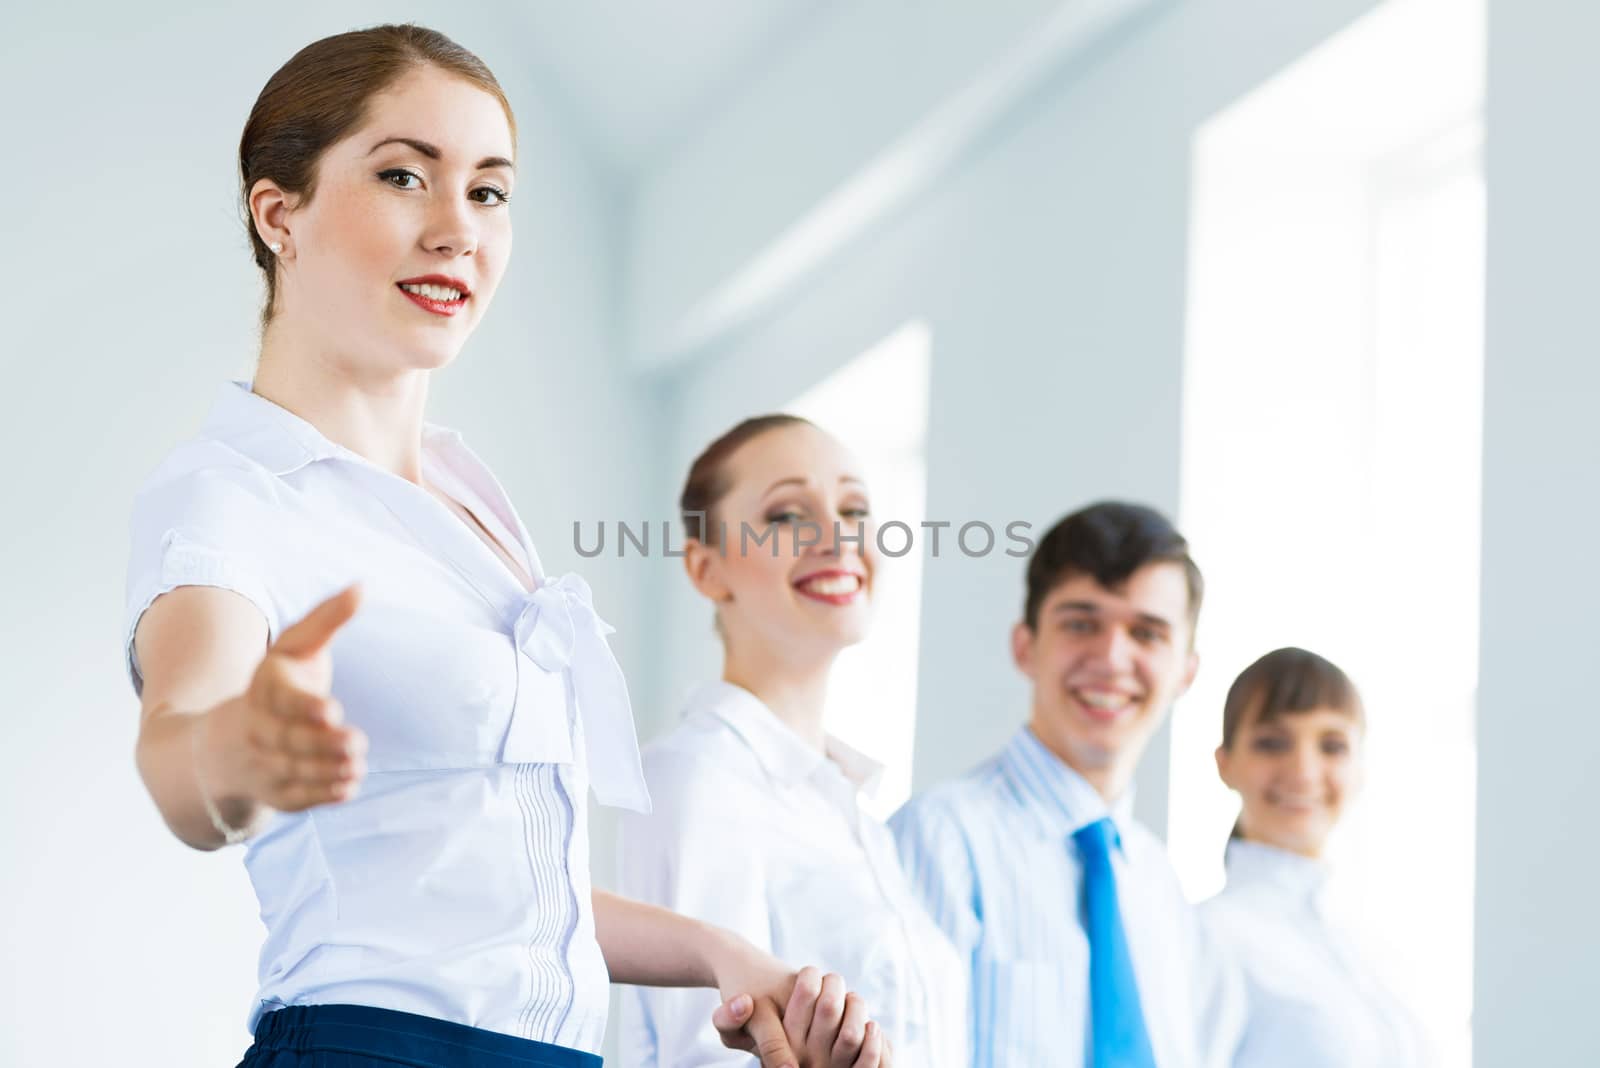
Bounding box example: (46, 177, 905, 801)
(1201, 840, 1429, 1068)
(122, 379, 650, 1051)
(615, 681, 968, 1067)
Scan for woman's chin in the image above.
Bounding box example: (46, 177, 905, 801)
(381, 326, 467, 371)
(408, 343, 464, 371)
(790, 618, 872, 659)
(822, 608, 874, 648)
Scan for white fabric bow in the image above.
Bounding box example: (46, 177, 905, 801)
(511, 573, 651, 813)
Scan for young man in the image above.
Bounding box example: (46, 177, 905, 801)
(891, 501, 1244, 1068)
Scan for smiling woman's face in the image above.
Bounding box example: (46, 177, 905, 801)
(1216, 704, 1365, 858)
(263, 64, 516, 377)
(685, 423, 880, 665)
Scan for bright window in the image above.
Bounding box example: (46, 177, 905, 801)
(1174, 2, 1482, 1062)
(789, 321, 931, 819)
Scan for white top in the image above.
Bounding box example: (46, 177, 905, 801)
(1201, 840, 1430, 1068)
(122, 379, 650, 1051)
(890, 728, 1247, 1068)
(615, 681, 968, 1067)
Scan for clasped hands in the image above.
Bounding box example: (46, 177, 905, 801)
(711, 960, 893, 1068)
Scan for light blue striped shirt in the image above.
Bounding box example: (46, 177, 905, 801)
(890, 727, 1245, 1068)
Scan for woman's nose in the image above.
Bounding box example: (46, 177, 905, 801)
(1286, 743, 1320, 784)
(424, 198, 478, 258)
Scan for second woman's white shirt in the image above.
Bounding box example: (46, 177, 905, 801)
(122, 380, 650, 1051)
(1201, 840, 1430, 1068)
(616, 681, 968, 1067)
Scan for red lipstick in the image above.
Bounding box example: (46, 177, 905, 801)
(396, 274, 472, 317)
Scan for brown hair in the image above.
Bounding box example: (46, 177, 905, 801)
(1221, 646, 1365, 750)
(1023, 501, 1204, 631)
(1221, 647, 1365, 839)
(679, 414, 816, 546)
(238, 24, 516, 327)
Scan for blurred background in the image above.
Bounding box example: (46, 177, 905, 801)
(0, 0, 1589, 1063)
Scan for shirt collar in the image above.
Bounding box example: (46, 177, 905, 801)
(1224, 838, 1333, 909)
(687, 680, 885, 796)
(1000, 725, 1136, 847)
(202, 379, 466, 477)
(825, 732, 886, 798)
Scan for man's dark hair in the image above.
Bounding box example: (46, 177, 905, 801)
(1023, 501, 1204, 630)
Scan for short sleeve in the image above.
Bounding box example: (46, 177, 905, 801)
(123, 458, 284, 698)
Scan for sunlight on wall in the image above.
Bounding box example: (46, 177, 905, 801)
(1177, 2, 1482, 1063)
(789, 321, 931, 819)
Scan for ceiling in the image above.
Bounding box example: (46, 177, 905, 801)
(502, 0, 836, 174)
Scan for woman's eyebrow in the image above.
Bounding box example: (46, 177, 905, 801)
(367, 136, 515, 172)
(762, 476, 809, 497)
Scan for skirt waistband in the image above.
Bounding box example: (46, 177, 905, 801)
(252, 1004, 602, 1067)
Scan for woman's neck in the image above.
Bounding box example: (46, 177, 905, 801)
(721, 642, 835, 753)
(1236, 828, 1327, 862)
(255, 323, 431, 482)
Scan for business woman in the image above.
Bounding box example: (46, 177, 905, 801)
(1202, 647, 1429, 1067)
(125, 25, 881, 1067)
(615, 414, 963, 1066)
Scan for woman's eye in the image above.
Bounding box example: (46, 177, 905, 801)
(1321, 738, 1350, 756)
(841, 507, 871, 520)
(379, 168, 422, 190)
(766, 510, 803, 525)
(472, 185, 512, 206)
(1251, 736, 1290, 753)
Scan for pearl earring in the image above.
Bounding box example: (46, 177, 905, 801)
(269, 241, 283, 255)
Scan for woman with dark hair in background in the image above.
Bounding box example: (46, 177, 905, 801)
(125, 25, 881, 1068)
(1204, 647, 1430, 1067)
(616, 415, 959, 1066)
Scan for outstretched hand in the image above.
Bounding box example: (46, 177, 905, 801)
(202, 584, 368, 814)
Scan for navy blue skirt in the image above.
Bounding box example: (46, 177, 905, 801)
(237, 1005, 603, 1067)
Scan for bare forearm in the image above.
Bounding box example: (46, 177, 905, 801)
(592, 888, 737, 988)
(135, 699, 258, 851)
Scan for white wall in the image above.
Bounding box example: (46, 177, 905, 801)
(643, 0, 1383, 840)
(0, 4, 643, 1064)
(1475, 1, 1600, 1061)
(11, 1, 1592, 1065)
(623, 0, 1150, 370)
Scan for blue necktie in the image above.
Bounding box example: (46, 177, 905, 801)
(1073, 817, 1158, 1068)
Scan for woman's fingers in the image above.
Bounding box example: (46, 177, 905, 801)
(711, 994, 754, 1045)
(783, 965, 823, 1053)
(273, 773, 359, 812)
(269, 749, 363, 786)
(745, 996, 802, 1068)
(851, 1021, 885, 1068)
(277, 689, 341, 728)
(240, 670, 367, 810)
(830, 992, 871, 1067)
(251, 705, 350, 756)
(249, 645, 336, 723)
(271, 584, 362, 659)
(805, 972, 847, 1064)
(258, 741, 366, 809)
(203, 585, 366, 818)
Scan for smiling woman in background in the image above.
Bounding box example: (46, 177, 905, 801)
(1204, 647, 1430, 1067)
(616, 415, 962, 1067)
(123, 24, 882, 1068)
